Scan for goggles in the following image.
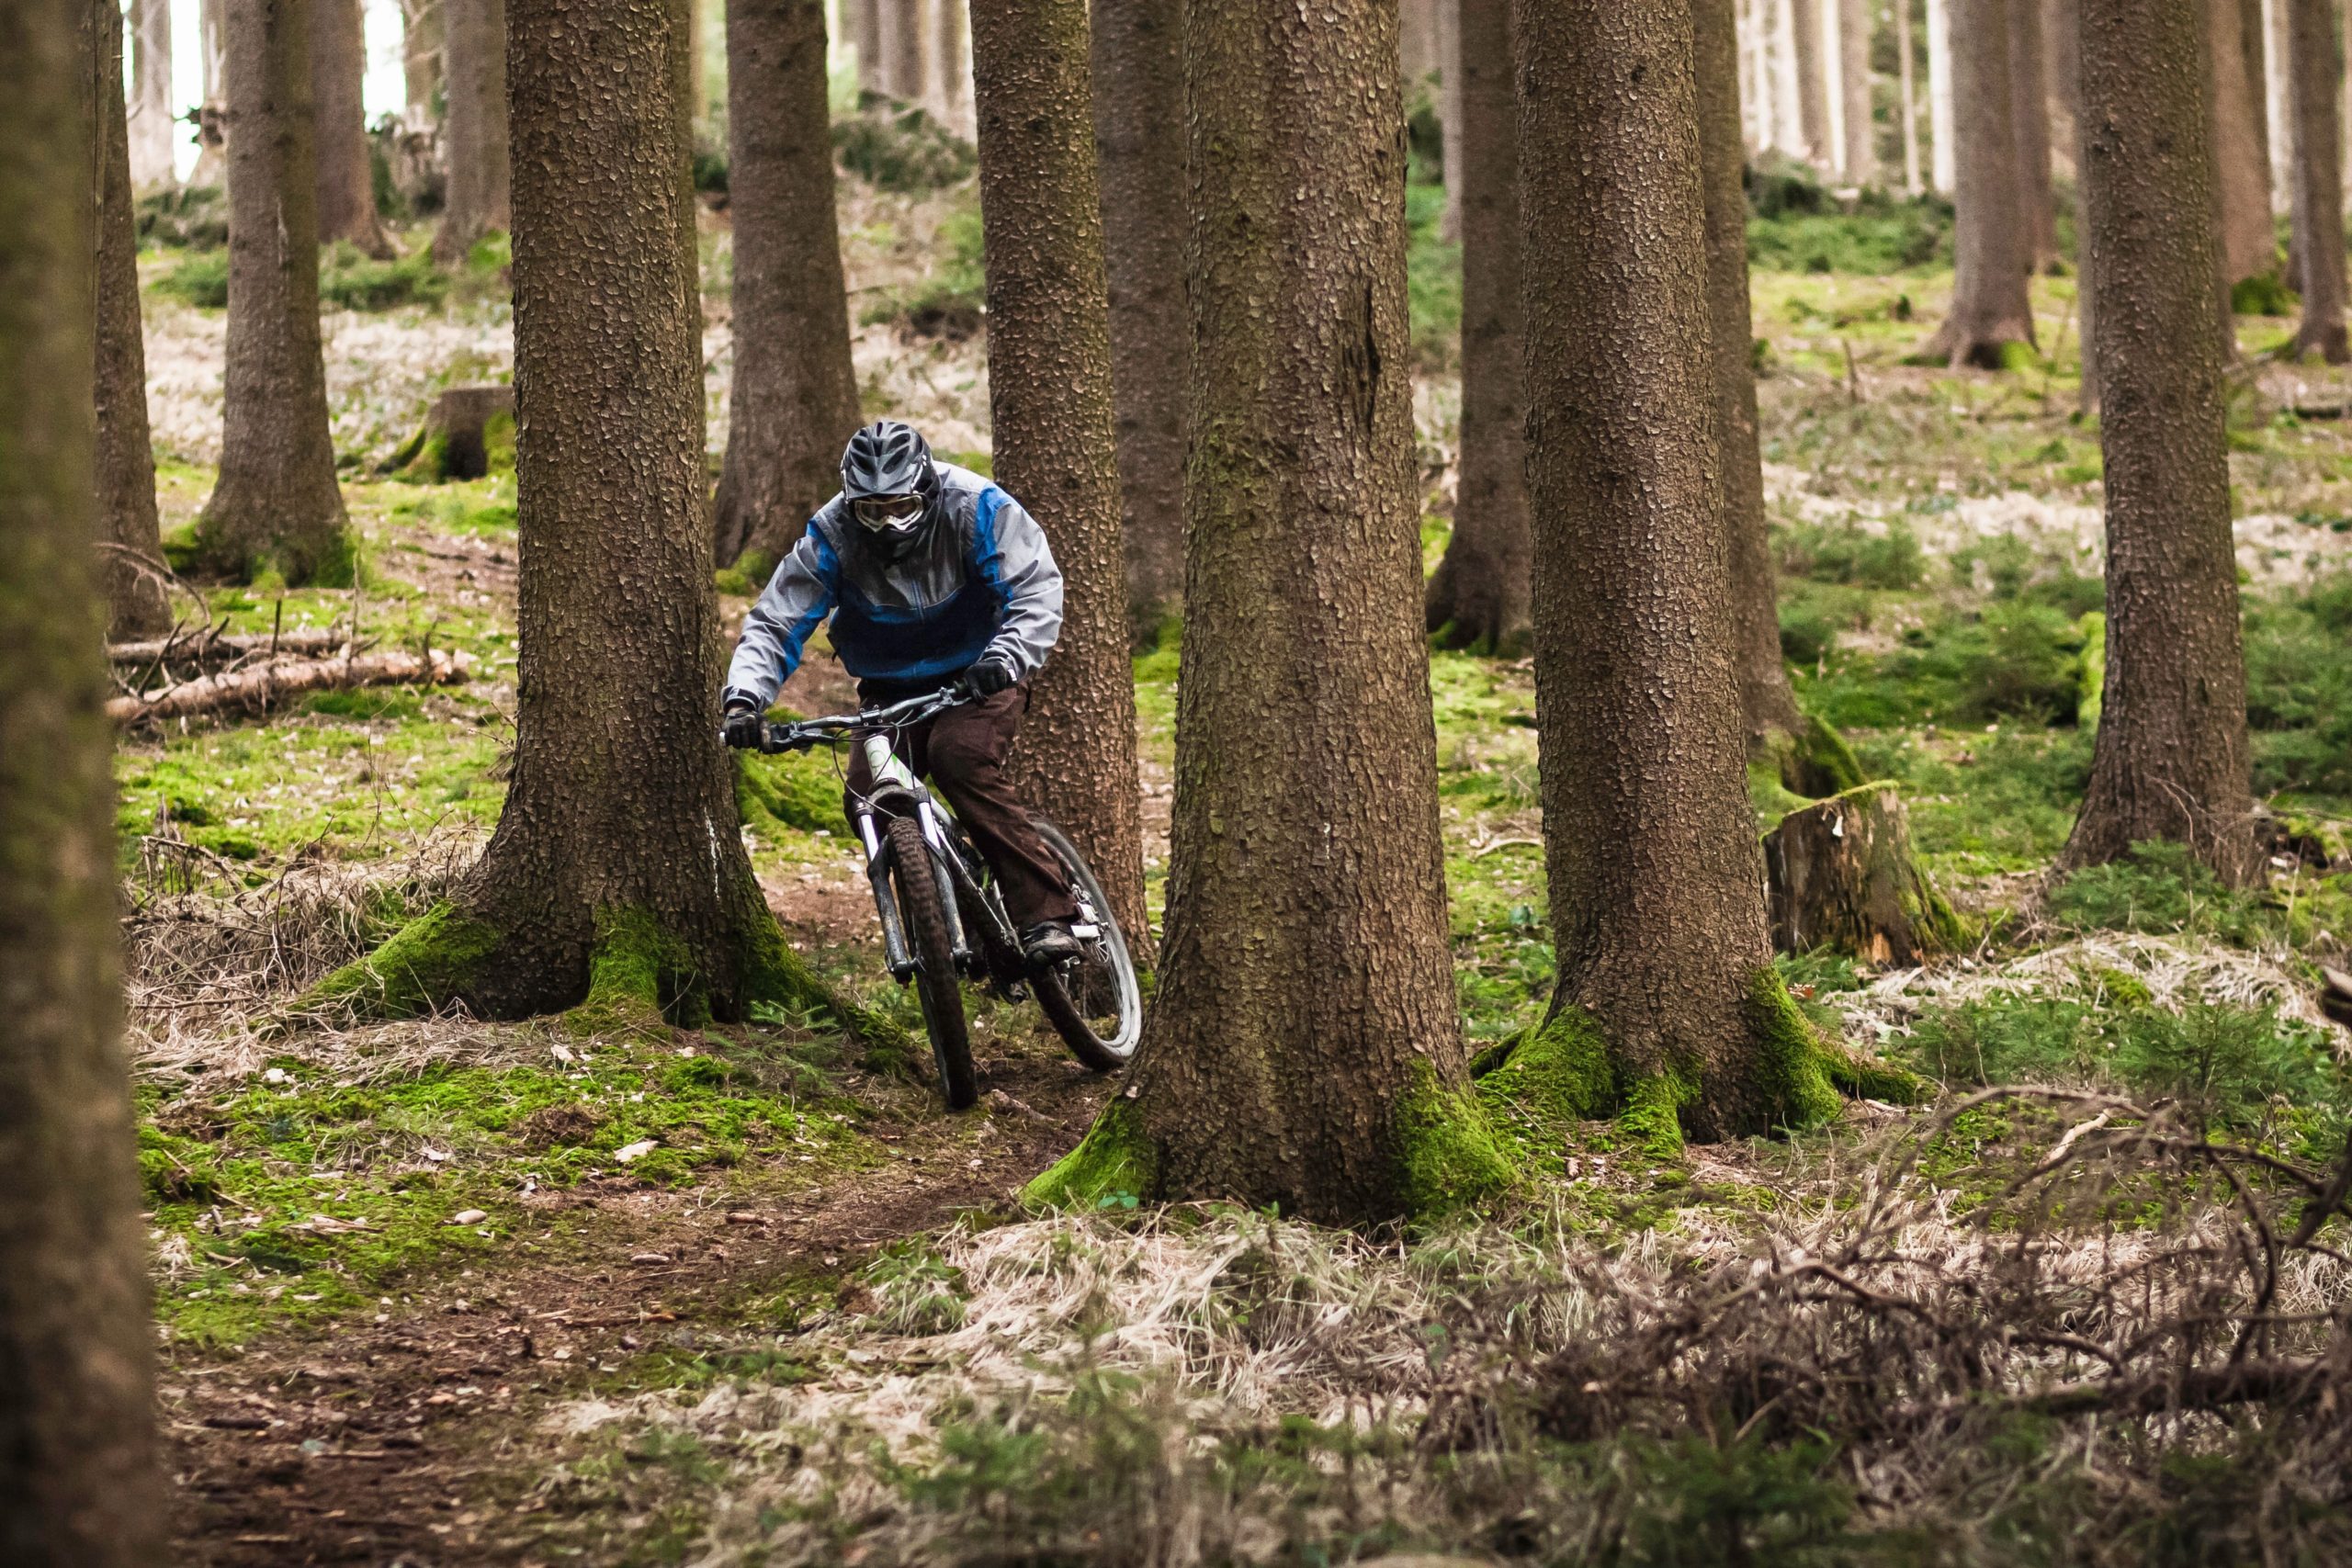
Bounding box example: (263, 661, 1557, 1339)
(852, 492, 926, 532)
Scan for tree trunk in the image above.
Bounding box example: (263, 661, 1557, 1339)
(1747, 0, 1776, 150)
(2287, 0, 2347, 359)
(2265, 0, 2293, 212)
(1521, 0, 1853, 1149)
(308, 0, 857, 1032)
(1929, 0, 1956, 189)
(1900, 0, 1924, 189)
(970, 0, 1151, 953)
(2051, 0, 2098, 408)
(1924, 0, 2036, 367)
(2, 3, 166, 1554)
(854, 0, 885, 93)
(2009, 0, 2058, 269)
(128, 0, 176, 189)
(1792, 0, 1833, 162)
(2067, 0, 2261, 886)
(1439, 0, 1463, 238)
(1698, 0, 1803, 742)
(880, 0, 924, 100)
(713, 0, 862, 568)
(1028, 0, 1491, 1222)
(1765, 788, 1961, 963)
(401, 0, 443, 119)
(932, 0, 967, 132)
(1425, 0, 1531, 655)
(1841, 0, 1877, 182)
(2243, 0, 2276, 190)
(434, 0, 510, 263)
(90, 0, 173, 638)
(194, 0, 351, 584)
(382, 383, 514, 478)
(2208, 0, 2278, 283)
(1091, 0, 1186, 642)
(311, 0, 395, 256)
(1403, 0, 1440, 84)
(194, 0, 229, 187)
(1774, 0, 1808, 153)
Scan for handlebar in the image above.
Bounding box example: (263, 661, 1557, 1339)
(727, 682, 973, 754)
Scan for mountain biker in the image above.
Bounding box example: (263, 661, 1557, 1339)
(719, 420, 1083, 964)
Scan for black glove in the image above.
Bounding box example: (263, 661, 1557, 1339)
(965, 655, 1017, 697)
(721, 697, 765, 750)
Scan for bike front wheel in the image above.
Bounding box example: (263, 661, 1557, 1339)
(1028, 818, 1144, 1072)
(887, 814, 978, 1110)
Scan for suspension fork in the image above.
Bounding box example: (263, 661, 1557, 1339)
(856, 806, 916, 981)
(917, 802, 973, 963)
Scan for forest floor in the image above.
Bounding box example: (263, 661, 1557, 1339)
(131, 170, 2352, 1564)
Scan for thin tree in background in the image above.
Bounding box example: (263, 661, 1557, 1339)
(313, 0, 395, 256)
(1899, 0, 1923, 190)
(968, 0, 1151, 948)
(1028, 0, 1499, 1221)
(2, 0, 166, 1553)
(1928, 0, 1956, 189)
(1092, 0, 1186, 641)
(1839, 0, 1876, 182)
(2285, 0, 2346, 361)
(1440, 0, 1462, 238)
(434, 0, 509, 264)
(1517, 0, 1876, 1148)
(854, 0, 884, 93)
(193, 0, 352, 583)
(91, 0, 172, 637)
(932, 0, 967, 131)
(128, 0, 176, 189)
(305, 0, 865, 1032)
(1792, 0, 1832, 163)
(400, 0, 442, 120)
(2050, 0, 2098, 408)
(1425, 0, 1532, 654)
(2207, 0, 2278, 286)
(2009, 0, 2057, 270)
(713, 0, 863, 568)
(881, 0, 925, 100)
(1698, 0, 1802, 742)
(1923, 0, 2035, 366)
(2067, 0, 2260, 885)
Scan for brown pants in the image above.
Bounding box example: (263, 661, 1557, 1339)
(844, 682, 1078, 928)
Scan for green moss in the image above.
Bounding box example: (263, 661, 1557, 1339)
(1393, 1061, 1517, 1214)
(1021, 1096, 1159, 1211)
(1795, 715, 1867, 794)
(1748, 757, 1815, 834)
(716, 545, 781, 598)
(291, 900, 503, 1021)
(481, 410, 516, 476)
(1747, 965, 1922, 1117)
(737, 910, 918, 1072)
(2076, 610, 2106, 731)
(1616, 1070, 1698, 1160)
(1475, 1008, 1611, 1130)
(734, 749, 844, 835)
(565, 907, 684, 1039)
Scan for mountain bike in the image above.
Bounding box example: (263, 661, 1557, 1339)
(738, 685, 1142, 1110)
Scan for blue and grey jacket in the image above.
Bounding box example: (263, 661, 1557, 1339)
(724, 461, 1064, 706)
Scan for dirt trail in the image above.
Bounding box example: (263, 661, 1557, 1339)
(168, 1055, 1105, 1566)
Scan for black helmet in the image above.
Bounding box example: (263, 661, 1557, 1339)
(841, 420, 940, 551)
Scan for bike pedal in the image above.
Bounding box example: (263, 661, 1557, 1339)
(1070, 923, 1100, 940)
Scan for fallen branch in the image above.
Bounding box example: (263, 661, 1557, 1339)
(107, 649, 470, 727)
(108, 626, 353, 666)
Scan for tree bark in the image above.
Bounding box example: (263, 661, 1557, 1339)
(2009, 0, 2057, 269)
(1924, 0, 2036, 367)
(194, 0, 351, 584)
(1840, 0, 1877, 182)
(2287, 0, 2347, 359)
(970, 0, 1150, 953)
(401, 0, 443, 119)
(128, 0, 176, 189)
(1521, 0, 1848, 1147)
(310, 0, 854, 1030)
(1792, 0, 1833, 163)
(311, 0, 395, 256)
(1, 2, 166, 1554)
(1031, 0, 1484, 1222)
(2243, 0, 2276, 188)
(1698, 0, 1803, 742)
(1439, 0, 1463, 238)
(1900, 0, 1924, 189)
(1929, 0, 1956, 189)
(91, 0, 173, 638)
(2208, 0, 2279, 283)
(2067, 0, 2261, 885)
(1091, 0, 1186, 641)
(434, 0, 510, 263)
(880, 0, 925, 100)
(1425, 0, 1531, 655)
(713, 0, 862, 568)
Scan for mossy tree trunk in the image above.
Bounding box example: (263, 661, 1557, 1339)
(1029, 0, 1502, 1223)
(433, 0, 509, 264)
(2008, 0, 2057, 270)
(307, 0, 862, 1034)
(713, 0, 863, 568)
(194, 0, 352, 584)
(1091, 0, 1187, 643)
(1696, 0, 1803, 744)
(969, 0, 1151, 952)
(1425, 0, 1532, 657)
(1519, 0, 1858, 1147)
(2207, 0, 2278, 286)
(1925, 0, 2036, 367)
(2067, 0, 2261, 886)
(311, 0, 395, 257)
(88, 0, 173, 638)
(2286, 0, 2347, 361)
(0, 2, 166, 1551)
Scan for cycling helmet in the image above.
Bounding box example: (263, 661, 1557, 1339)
(841, 420, 940, 552)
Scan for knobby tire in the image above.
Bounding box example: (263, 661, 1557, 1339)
(887, 814, 978, 1110)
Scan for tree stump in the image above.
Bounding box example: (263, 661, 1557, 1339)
(382, 385, 515, 479)
(1764, 785, 1961, 964)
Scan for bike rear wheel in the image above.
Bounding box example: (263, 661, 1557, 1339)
(887, 814, 978, 1110)
(1028, 818, 1144, 1072)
